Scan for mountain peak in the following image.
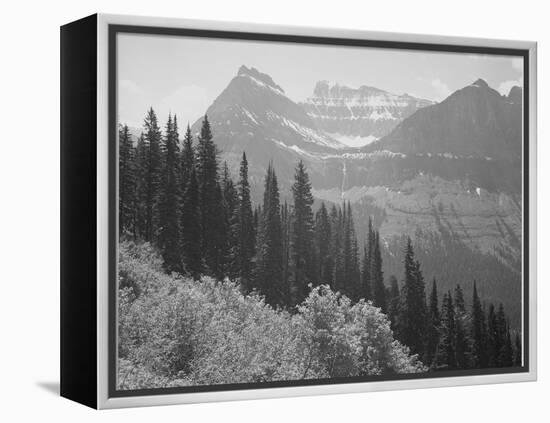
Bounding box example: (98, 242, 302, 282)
(237, 65, 285, 94)
(471, 78, 490, 88)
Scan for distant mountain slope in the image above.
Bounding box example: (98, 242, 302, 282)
(301, 81, 434, 147)
(373, 79, 522, 161)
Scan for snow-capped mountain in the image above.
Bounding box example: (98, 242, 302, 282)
(301, 81, 434, 147)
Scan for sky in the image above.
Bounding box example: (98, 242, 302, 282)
(118, 32, 523, 129)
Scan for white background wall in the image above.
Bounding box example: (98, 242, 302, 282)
(0, 0, 546, 420)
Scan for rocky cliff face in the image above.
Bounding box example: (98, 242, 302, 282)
(301, 81, 434, 147)
(184, 66, 523, 326)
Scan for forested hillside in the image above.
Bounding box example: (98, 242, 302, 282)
(117, 108, 522, 388)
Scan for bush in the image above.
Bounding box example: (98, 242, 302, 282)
(117, 240, 425, 389)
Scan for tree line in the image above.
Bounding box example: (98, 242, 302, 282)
(119, 107, 522, 371)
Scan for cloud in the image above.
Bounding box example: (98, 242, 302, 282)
(431, 79, 452, 101)
(119, 79, 143, 95)
(158, 85, 210, 127)
(498, 76, 523, 96)
(512, 57, 523, 72)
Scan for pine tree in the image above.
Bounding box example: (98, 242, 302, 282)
(180, 124, 194, 191)
(486, 304, 498, 367)
(290, 160, 315, 305)
(499, 322, 514, 367)
(134, 133, 148, 240)
(221, 162, 238, 278)
(158, 114, 182, 273)
(436, 292, 456, 369)
(255, 163, 283, 306)
(281, 201, 292, 305)
(235, 152, 255, 291)
(142, 107, 163, 242)
(454, 284, 470, 369)
(426, 278, 441, 367)
(330, 205, 344, 292)
(119, 124, 136, 236)
(396, 237, 427, 357)
(387, 275, 400, 330)
(195, 115, 222, 276)
(372, 231, 386, 312)
(471, 281, 488, 368)
(361, 218, 374, 301)
(314, 203, 332, 285)
(180, 168, 201, 279)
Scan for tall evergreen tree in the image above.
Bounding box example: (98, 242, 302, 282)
(221, 162, 238, 278)
(134, 133, 148, 240)
(372, 231, 386, 312)
(426, 278, 441, 367)
(361, 218, 374, 301)
(486, 304, 498, 367)
(235, 152, 255, 291)
(387, 275, 400, 330)
(330, 205, 344, 292)
(119, 124, 136, 236)
(195, 115, 222, 276)
(255, 163, 283, 306)
(471, 281, 488, 368)
(396, 237, 427, 357)
(290, 160, 315, 305)
(499, 322, 514, 367)
(281, 201, 292, 305)
(158, 114, 182, 273)
(314, 202, 332, 285)
(454, 284, 471, 369)
(142, 107, 163, 242)
(436, 292, 456, 369)
(180, 124, 194, 190)
(180, 168, 201, 279)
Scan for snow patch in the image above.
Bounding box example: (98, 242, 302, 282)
(327, 133, 379, 148)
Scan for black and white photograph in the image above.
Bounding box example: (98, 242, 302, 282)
(113, 28, 528, 393)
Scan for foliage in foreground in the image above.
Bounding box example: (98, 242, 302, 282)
(118, 241, 426, 390)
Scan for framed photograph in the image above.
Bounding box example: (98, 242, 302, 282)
(60, 14, 537, 409)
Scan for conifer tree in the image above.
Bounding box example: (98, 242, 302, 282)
(387, 275, 400, 330)
(426, 278, 441, 367)
(486, 304, 498, 367)
(361, 218, 374, 301)
(255, 163, 283, 306)
(158, 114, 182, 273)
(330, 205, 343, 292)
(290, 160, 315, 304)
(396, 237, 427, 357)
(195, 115, 222, 276)
(142, 107, 163, 242)
(180, 168, 201, 279)
(281, 201, 292, 304)
(119, 124, 136, 236)
(314, 202, 332, 285)
(499, 323, 514, 367)
(234, 152, 255, 291)
(180, 124, 194, 190)
(221, 162, 238, 278)
(436, 292, 456, 369)
(471, 281, 488, 368)
(134, 133, 148, 240)
(372, 231, 386, 312)
(454, 284, 470, 369)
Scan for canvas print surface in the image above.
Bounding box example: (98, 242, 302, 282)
(115, 31, 525, 392)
